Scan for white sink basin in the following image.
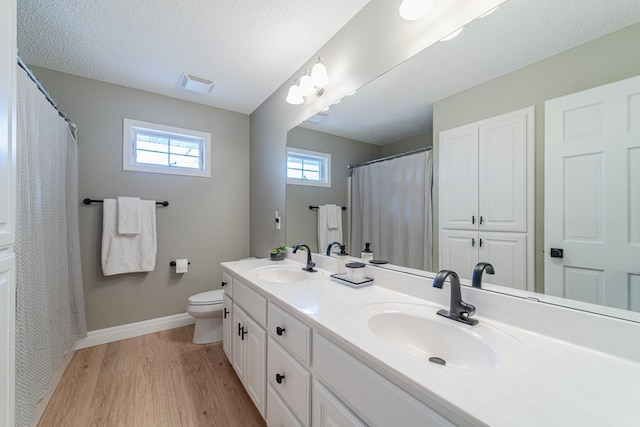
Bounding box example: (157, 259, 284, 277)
(253, 266, 313, 283)
(355, 302, 533, 371)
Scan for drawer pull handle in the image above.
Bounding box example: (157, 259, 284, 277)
(275, 373, 285, 384)
(276, 326, 286, 336)
(241, 327, 247, 340)
(237, 323, 242, 336)
(223, 308, 229, 319)
(221, 281, 227, 287)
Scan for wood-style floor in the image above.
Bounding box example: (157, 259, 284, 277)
(38, 325, 266, 427)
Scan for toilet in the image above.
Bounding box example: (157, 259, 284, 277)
(186, 289, 224, 344)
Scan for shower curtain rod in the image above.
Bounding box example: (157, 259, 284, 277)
(16, 55, 76, 127)
(347, 146, 432, 170)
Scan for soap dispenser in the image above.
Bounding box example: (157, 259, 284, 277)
(336, 245, 349, 275)
(361, 242, 373, 262)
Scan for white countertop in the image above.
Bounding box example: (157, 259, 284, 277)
(222, 257, 640, 426)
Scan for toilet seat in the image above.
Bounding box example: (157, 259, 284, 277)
(188, 289, 224, 306)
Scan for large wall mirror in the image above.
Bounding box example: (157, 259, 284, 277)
(286, 0, 640, 322)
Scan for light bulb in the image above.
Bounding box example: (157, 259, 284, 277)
(298, 72, 316, 97)
(311, 59, 329, 88)
(399, 0, 434, 21)
(285, 84, 304, 105)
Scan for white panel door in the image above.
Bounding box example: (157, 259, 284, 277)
(231, 303, 247, 381)
(439, 230, 478, 279)
(545, 75, 640, 311)
(313, 381, 366, 427)
(439, 125, 478, 230)
(0, 0, 15, 249)
(478, 110, 528, 232)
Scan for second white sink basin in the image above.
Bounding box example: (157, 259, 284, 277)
(355, 302, 533, 372)
(253, 266, 314, 283)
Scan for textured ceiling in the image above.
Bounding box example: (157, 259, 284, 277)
(17, 0, 370, 114)
(301, 0, 640, 145)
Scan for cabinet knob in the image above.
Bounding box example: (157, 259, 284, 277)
(275, 373, 286, 384)
(221, 281, 227, 287)
(276, 326, 286, 336)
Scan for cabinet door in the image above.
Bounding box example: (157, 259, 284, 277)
(478, 233, 526, 290)
(222, 293, 233, 362)
(0, 254, 15, 427)
(439, 230, 478, 279)
(243, 314, 266, 417)
(231, 303, 247, 381)
(478, 110, 528, 232)
(313, 381, 366, 427)
(439, 124, 478, 230)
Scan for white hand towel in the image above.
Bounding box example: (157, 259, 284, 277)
(318, 204, 343, 253)
(102, 199, 157, 276)
(326, 203, 339, 230)
(117, 196, 141, 235)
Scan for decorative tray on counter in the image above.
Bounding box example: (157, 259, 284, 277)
(330, 273, 374, 288)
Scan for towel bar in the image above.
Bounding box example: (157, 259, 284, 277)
(83, 198, 169, 207)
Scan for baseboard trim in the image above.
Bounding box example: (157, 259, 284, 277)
(74, 312, 195, 350)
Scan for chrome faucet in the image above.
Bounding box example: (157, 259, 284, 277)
(432, 270, 478, 326)
(293, 244, 316, 272)
(472, 262, 495, 288)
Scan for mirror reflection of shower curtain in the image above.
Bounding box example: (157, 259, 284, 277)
(350, 150, 433, 270)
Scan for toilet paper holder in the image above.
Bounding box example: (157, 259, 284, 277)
(170, 260, 191, 267)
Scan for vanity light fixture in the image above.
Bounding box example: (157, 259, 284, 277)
(286, 57, 330, 105)
(399, 0, 434, 21)
(440, 27, 464, 41)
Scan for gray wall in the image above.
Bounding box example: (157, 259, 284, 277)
(380, 132, 432, 158)
(249, 0, 494, 257)
(286, 127, 381, 253)
(433, 22, 640, 292)
(30, 67, 250, 331)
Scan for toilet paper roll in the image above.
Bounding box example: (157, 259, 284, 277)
(175, 258, 189, 274)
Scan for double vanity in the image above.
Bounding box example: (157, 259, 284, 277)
(221, 252, 640, 426)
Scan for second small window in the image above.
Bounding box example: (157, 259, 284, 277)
(287, 148, 331, 187)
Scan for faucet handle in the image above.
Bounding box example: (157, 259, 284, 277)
(461, 302, 476, 318)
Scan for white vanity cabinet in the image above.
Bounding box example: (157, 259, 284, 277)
(439, 107, 534, 290)
(226, 277, 267, 417)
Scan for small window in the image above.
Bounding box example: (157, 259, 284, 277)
(287, 148, 331, 187)
(123, 118, 211, 177)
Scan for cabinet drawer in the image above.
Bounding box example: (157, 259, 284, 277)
(267, 384, 303, 427)
(268, 303, 311, 364)
(222, 271, 233, 297)
(314, 334, 453, 427)
(233, 278, 266, 327)
(268, 337, 310, 426)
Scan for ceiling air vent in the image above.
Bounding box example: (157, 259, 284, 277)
(179, 72, 215, 94)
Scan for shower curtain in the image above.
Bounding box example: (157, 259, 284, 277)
(350, 150, 433, 270)
(15, 68, 87, 427)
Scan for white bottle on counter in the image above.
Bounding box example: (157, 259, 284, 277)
(361, 242, 373, 263)
(336, 245, 349, 275)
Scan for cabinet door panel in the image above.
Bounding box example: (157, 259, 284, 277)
(478, 111, 528, 232)
(439, 125, 478, 230)
(479, 233, 526, 290)
(439, 230, 478, 279)
(267, 384, 303, 427)
(231, 303, 246, 381)
(244, 314, 266, 416)
(222, 293, 233, 362)
(313, 381, 366, 427)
